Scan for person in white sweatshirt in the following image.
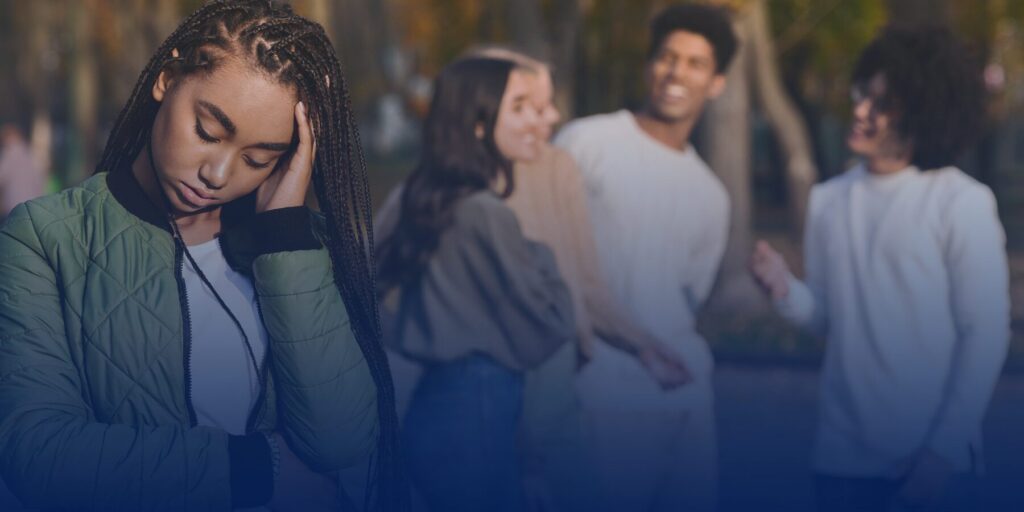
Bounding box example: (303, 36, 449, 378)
(554, 4, 736, 511)
(751, 26, 1010, 512)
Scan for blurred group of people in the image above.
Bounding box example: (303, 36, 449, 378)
(374, 4, 1010, 512)
(0, 1, 1011, 511)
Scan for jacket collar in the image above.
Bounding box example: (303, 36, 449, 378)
(106, 167, 257, 233)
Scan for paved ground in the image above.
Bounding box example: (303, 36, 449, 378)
(715, 364, 1024, 512)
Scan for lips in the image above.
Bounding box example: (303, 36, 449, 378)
(177, 182, 217, 208)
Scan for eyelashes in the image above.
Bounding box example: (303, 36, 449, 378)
(194, 118, 219, 143)
(243, 156, 272, 169)
(194, 117, 273, 169)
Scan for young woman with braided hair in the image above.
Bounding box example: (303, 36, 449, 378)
(0, 1, 404, 510)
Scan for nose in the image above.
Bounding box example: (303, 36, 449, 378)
(198, 153, 232, 190)
(852, 97, 873, 121)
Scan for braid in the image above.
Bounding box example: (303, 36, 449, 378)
(96, 2, 406, 511)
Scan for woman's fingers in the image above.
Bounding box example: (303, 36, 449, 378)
(256, 102, 315, 212)
(291, 101, 314, 176)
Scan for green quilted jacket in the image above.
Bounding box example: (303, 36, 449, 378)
(0, 170, 378, 511)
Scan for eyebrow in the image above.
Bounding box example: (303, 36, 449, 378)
(252, 142, 292, 151)
(198, 100, 236, 135)
(198, 100, 292, 152)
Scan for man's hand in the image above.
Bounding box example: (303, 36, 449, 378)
(896, 450, 953, 510)
(638, 340, 692, 390)
(750, 240, 791, 300)
(268, 432, 340, 512)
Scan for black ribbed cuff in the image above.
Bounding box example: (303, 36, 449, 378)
(228, 433, 274, 508)
(250, 207, 322, 255)
(220, 207, 322, 274)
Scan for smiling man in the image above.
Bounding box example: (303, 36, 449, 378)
(553, 4, 736, 511)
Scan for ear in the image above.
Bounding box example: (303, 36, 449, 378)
(151, 48, 181, 103)
(474, 123, 485, 140)
(707, 74, 727, 100)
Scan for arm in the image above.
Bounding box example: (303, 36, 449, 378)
(688, 185, 731, 311)
(926, 185, 1010, 464)
(223, 207, 378, 472)
(762, 188, 827, 336)
(465, 197, 577, 369)
(0, 203, 267, 511)
(556, 153, 664, 356)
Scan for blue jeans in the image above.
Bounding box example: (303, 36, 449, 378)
(402, 354, 526, 512)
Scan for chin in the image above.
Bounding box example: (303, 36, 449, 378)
(650, 105, 690, 123)
(846, 137, 873, 157)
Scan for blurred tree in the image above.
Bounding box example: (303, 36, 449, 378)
(748, 0, 816, 233)
(702, 4, 761, 315)
(886, 0, 951, 27)
(69, 0, 99, 184)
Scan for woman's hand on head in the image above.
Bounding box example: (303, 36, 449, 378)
(257, 101, 316, 212)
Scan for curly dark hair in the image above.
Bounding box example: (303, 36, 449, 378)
(852, 25, 986, 170)
(648, 3, 737, 73)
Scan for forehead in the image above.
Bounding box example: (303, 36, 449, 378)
(502, 70, 535, 101)
(182, 59, 297, 140)
(655, 30, 715, 61)
(529, 70, 553, 98)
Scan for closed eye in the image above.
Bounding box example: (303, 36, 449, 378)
(194, 118, 219, 143)
(243, 155, 274, 169)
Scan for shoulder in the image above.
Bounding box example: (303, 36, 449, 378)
(1, 174, 111, 246)
(454, 191, 521, 237)
(456, 190, 512, 219)
(928, 166, 991, 196)
(554, 110, 632, 149)
(687, 150, 730, 208)
(809, 164, 865, 203)
(928, 167, 998, 221)
(543, 147, 586, 187)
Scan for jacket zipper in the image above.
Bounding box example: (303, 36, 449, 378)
(173, 242, 199, 427)
(245, 291, 270, 433)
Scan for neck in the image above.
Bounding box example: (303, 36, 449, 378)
(633, 106, 695, 151)
(864, 154, 911, 175)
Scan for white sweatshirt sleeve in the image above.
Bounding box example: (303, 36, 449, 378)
(774, 187, 827, 337)
(689, 186, 730, 308)
(926, 184, 1011, 465)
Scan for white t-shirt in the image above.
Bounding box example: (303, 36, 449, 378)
(555, 110, 730, 409)
(777, 164, 1010, 476)
(183, 237, 269, 436)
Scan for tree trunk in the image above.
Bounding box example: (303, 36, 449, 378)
(21, 0, 57, 177)
(505, 0, 549, 59)
(550, 0, 581, 119)
(747, 0, 817, 233)
(701, 9, 766, 315)
(70, 0, 100, 183)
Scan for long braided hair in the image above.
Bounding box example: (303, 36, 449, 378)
(94, 1, 404, 510)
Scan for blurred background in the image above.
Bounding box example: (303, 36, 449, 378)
(1, 0, 1023, 509)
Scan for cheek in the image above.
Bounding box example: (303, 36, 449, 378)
(230, 170, 275, 195)
(151, 107, 198, 177)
